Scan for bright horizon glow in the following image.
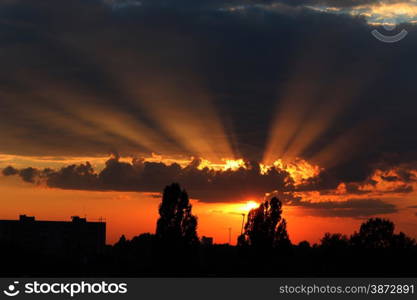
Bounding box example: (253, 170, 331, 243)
(243, 201, 258, 212)
(2, 172, 417, 245)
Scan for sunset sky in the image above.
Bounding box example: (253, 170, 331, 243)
(2, 0, 417, 245)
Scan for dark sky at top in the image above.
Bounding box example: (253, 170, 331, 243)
(1, 0, 417, 184)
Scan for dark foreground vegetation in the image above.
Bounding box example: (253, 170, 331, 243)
(1, 183, 417, 277)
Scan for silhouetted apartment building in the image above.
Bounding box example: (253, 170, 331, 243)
(0, 215, 106, 256)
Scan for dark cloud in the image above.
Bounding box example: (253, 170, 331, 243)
(46, 162, 100, 190)
(390, 185, 413, 193)
(297, 162, 417, 194)
(0, 0, 416, 185)
(2, 166, 18, 176)
(266, 190, 398, 218)
(4, 154, 416, 206)
(372, 159, 417, 183)
(2, 157, 294, 202)
(295, 198, 398, 218)
(1, 154, 411, 221)
(2, 166, 41, 183)
(18, 167, 40, 183)
(296, 170, 341, 191)
(343, 181, 413, 194)
(275, 0, 394, 8)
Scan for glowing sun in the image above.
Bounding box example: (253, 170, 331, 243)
(243, 201, 258, 212)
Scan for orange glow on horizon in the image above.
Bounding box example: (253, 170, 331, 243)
(3, 153, 417, 246)
(2, 173, 417, 246)
(243, 200, 258, 212)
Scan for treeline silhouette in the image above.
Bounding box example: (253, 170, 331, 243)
(1, 183, 417, 277)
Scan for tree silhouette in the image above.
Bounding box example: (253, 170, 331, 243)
(239, 197, 290, 249)
(350, 218, 394, 248)
(115, 234, 127, 248)
(297, 241, 311, 249)
(320, 233, 349, 250)
(350, 218, 416, 249)
(275, 218, 291, 248)
(156, 183, 198, 246)
(391, 232, 416, 249)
